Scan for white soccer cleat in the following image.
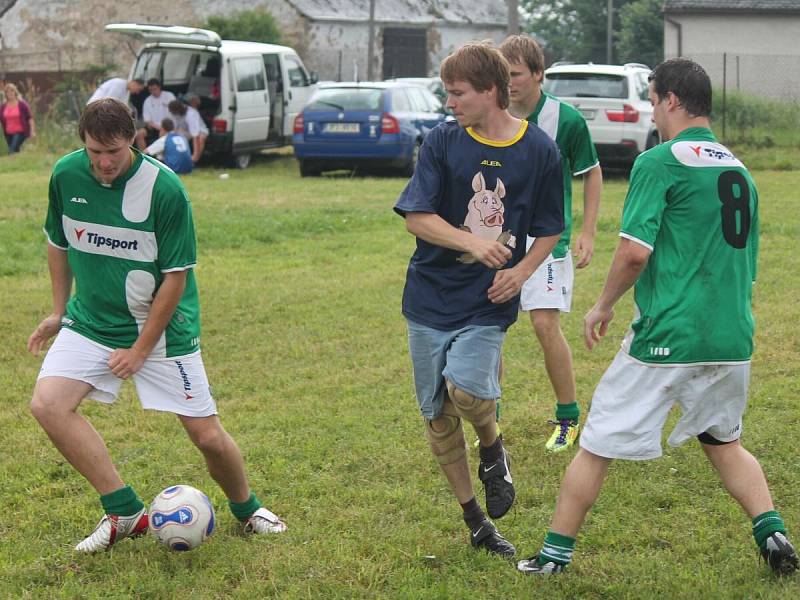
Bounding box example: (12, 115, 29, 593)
(243, 507, 287, 535)
(74, 508, 149, 553)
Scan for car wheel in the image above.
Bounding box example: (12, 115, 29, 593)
(299, 159, 321, 177)
(234, 153, 251, 169)
(646, 131, 660, 150)
(402, 141, 421, 177)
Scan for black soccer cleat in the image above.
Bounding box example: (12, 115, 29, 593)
(478, 446, 515, 519)
(470, 519, 516, 557)
(761, 532, 799, 576)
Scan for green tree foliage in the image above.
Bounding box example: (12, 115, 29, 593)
(522, 0, 662, 65)
(616, 0, 664, 67)
(205, 8, 281, 44)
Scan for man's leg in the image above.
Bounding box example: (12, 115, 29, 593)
(518, 448, 611, 573)
(31, 376, 148, 552)
(135, 128, 148, 150)
(178, 414, 286, 534)
(701, 439, 798, 574)
(530, 309, 580, 452)
(31, 376, 124, 494)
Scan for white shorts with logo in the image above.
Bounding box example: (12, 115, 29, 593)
(580, 351, 749, 460)
(519, 237, 574, 312)
(38, 328, 217, 417)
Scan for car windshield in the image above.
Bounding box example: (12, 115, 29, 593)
(307, 88, 384, 111)
(543, 73, 628, 99)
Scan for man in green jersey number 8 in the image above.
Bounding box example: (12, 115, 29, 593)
(517, 59, 797, 577)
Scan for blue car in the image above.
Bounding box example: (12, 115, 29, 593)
(293, 81, 449, 177)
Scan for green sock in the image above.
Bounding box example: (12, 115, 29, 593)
(539, 530, 576, 566)
(555, 401, 580, 422)
(229, 492, 262, 522)
(753, 510, 787, 550)
(100, 485, 145, 517)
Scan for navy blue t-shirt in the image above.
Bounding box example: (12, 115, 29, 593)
(395, 120, 564, 331)
(164, 132, 193, 175)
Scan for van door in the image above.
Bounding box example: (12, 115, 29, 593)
(282, 54, 314, 137)
(231, 56, 270, 146)
(263, 53, 284, 141)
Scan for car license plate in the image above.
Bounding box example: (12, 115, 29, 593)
(323, 123, 360, 133)
(578, 108, 596, 120)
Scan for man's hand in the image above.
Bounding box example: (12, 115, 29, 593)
(584, 303, 614, 349)
(488, 267, 529, 304)
(574, 231, 595, 269)
(27, 314, 62, 355)
(468, 237, 512, 269)
(108, 347, 148, 380)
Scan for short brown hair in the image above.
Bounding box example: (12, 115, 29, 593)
(79, 98, 135, 144)
(498, 34, 545, 77)
(168, 99, 187, 116)
(440, 42, 511, 109)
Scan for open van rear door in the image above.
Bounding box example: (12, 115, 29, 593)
(105, 24, 222, 47)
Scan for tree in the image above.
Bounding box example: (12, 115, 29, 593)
(616, 0, 664, 68)
(521, 0, 662, 65)
(204, 8, 281, 45)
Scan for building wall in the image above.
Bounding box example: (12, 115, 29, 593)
(664, 13, 800, 100)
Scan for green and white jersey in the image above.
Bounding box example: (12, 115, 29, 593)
(44, 148, 200, 357)
(528, 91, 599, 258)
(620, 127, 758, 365)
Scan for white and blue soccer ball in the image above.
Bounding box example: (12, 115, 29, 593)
(149, 485, 215, 551)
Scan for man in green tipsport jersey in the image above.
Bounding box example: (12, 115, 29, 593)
(517, 59, 798, 576)
(499, 35, 602, 453)
(28, 98, 287, 553)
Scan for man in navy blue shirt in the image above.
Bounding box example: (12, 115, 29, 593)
(395, 42, 564, 557)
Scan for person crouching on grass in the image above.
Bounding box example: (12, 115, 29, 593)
(28, 98, 286, 552)
(394, 42, 564, 557)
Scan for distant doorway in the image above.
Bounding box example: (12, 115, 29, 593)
(382, 28, 427, 78)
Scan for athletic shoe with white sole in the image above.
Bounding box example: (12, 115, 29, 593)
(470, 519, 516, 557)
(761, 532, 799, 576)
(517, 554, 566, 574)
(74, 507, 148, 553)
(244, 507, 287, 535)
(478, 446, 515, 519)
(545, 419, 579, 453)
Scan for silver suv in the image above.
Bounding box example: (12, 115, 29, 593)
(542, 63, 660, 167)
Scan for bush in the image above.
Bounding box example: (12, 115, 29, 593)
(205, 8, 281, 44)
(712, 89, 800, 147)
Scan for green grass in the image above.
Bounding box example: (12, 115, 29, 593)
(1, 149, 799, 598)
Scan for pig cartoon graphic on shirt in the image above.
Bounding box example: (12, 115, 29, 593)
(457, 172, 516, 264)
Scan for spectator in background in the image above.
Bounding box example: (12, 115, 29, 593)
(135, 78, 176, 150)
(169, 96, 208, 164)
(87, 78, 145, 105)
(145, 117, 193, 175)
(0, 83, 36, 154)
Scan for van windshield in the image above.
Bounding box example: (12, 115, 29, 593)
(306, 88, 384, 112)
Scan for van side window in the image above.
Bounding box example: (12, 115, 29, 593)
(235, 58, 266, 92)
(133, 51, 164, 82)
(286, 56, 310, 87)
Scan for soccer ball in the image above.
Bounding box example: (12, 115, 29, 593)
(149, 485, 215, 551)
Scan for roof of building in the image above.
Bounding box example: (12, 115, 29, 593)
(285, 0, 507, 26)
(664, 0, 800, 13)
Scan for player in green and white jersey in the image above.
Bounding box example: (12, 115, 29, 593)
(499, 35, 603, 452)
(518, 59, 797, 576)
(28, 98, 287, 553)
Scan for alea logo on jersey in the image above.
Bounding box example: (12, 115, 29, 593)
(75, 228, 139, 250)
(70, 196, 88, 204)
(480, 159, 502, 167)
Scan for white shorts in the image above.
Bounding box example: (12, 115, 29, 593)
(38, 328, 217, 417)
(580, 351, 749, 460)
(519, 237, 573, 312)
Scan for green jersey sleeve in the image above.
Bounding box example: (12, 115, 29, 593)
(155, 184, 197, 272)
(564, 114, 599, 175)
(749, 186, 759, 283)
(44, 172, 68, 249)
(620, 154, 671, 248)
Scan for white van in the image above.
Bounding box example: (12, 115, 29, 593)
(105, 23, 317, 168)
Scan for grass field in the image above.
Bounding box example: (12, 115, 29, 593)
(1, 147, 799, 599)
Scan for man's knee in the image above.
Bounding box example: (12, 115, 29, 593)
(425, 398, 466, 465)
(446, 380, 495, 428)
(530, 309, 561, 338)
(30, 381, 78, 423)
(186, 421, 228, 456)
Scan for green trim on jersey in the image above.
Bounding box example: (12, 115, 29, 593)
(44, 148, 200, 357)
(528, 91, 599, 258)
(620, 127, 758, 364)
